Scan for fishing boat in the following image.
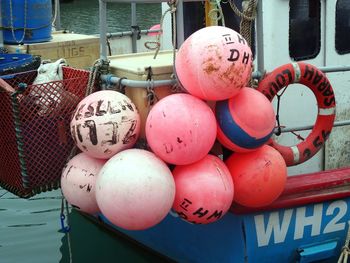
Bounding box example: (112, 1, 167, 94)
(1, 0, 350, 262)
(82, 1, 350, 262)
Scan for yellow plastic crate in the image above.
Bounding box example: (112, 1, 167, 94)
(108, 50, 175, 139)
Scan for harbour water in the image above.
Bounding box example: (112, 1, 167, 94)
(58, 0, 162, 34)
(0, 1, 165, 262)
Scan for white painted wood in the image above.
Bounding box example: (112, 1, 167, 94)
(324, 1, 350, 169)
(258, 0, 325, 175)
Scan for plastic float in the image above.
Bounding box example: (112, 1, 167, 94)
(61, 153, 106, 214)
(175, 26, 252, 101)
(70, 90, 141, 159)
(95, 149, 175, 230)
(216, 87, 276, 152)
(145, 93, 217, 165)
(172, 154, 234, 224)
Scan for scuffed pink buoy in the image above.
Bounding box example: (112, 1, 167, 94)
(61, 153, 106, 214)
(175, 26, 253, 101)
(216, 87, 275, 152)
(146, 93, 217, 165)
(95, 149, 175, 230)
(225, 145, 287, 208)
(70, 90, 140, 159)
(172, 155, 234, 224)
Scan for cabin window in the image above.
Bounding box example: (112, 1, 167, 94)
(289, 0, 321, 61)
(335, 0, 350, 54)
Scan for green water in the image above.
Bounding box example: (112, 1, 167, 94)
(0, 189, 168, 262)
(1, 1, 166, 262)
(59, 0, 162, 34)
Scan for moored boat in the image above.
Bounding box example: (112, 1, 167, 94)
(1, 0, 350, 262)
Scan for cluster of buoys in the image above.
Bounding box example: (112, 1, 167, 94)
(61, 26, 289, 230)
(173, 26, 286, 213)
(62, 90, 175, 230)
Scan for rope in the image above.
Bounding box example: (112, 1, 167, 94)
(59, 195, 73, 263)
(170, 0, 177, 68)
(228, 0, 256, 21)
(229, 0, 258, 49)
(65, 198, 73, 263)
(275, 86, 305, 141)
(208, 0, 226, 26)
(86, 59, 102, 96)
(59, 61, 102, 262)
(11, 86, 30, 188)
(338, 222, 350, 263)
(116, 77, 127, 94)
(0, 190, 9, 199)
(275, 86, 288, 136)
(9, 0, 27, 44)
(144, 0, 178, 59)
(52, 0, 59, 29)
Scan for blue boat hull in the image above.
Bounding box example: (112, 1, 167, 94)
(89, 167, 350, 262)
(94, 195, 350, 263)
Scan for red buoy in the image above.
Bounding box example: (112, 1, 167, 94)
(216, 87, 275, 152)
(172, 155, 234, 224)
(225, 145, 287, 207)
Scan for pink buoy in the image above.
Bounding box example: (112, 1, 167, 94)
(172, 155, 234, 224)
(95, 149, 175, 230)
(147, 24, 161, 36)
(225, 145, 287, 208)
(70, 90, 140, 159)
(175, 26, 253, 101)
(216, 87, 275, 152)
(146, 93, 217, 165)
(61, 153, 106, 214)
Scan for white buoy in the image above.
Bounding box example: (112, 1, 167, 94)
(70, 90, 140, 159)
(95, 149, 175, 230)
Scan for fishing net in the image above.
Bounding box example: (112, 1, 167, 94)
(0, 67, 90, 198)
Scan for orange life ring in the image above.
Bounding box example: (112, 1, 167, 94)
(257, 62, 336, 166)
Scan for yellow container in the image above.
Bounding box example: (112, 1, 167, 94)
(4, 31, 100, 69)
(108, 50, 174, 139)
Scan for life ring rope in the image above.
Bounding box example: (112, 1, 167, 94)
(257, 62, 336, 166)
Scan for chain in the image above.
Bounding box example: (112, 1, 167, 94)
(146, 80, 159, 107)
(9, 0, 27, 44)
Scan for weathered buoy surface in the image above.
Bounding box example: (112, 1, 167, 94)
(146, 93, 217, 165)
(95, 149, 175, 230)
(61, 153, 106, 214)
(225, 145, 287, 208)
(216, 87, 275, 152)
(70, 90, 140, 159)
(172, 155, 234, 224)
(175, 26, 252, 101)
